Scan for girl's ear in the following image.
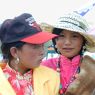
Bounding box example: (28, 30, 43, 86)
(10, 47, 18, 58)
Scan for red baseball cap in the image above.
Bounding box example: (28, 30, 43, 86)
(21, 32, 57, 44)
(0, 13, 58, 44)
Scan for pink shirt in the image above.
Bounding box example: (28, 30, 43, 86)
(42, 55, 81, 92)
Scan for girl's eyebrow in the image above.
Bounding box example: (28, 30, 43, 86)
(59, 33, 64, 35)
(59, 35, 64, 36)
(71, 32, 79, 34)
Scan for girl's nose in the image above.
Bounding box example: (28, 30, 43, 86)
(64, 38, 72, 45)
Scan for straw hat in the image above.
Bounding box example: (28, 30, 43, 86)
(41, 12, 95, 52)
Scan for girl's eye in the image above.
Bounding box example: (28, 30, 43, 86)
(57, 35, 64, 40)
(55, 35, 64, 41)
(72, 35, 79, 38)
(59, 35, 64, 37)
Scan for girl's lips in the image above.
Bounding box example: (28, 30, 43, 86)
(62, 48, 73, 51)
(63, 48, 73, 49)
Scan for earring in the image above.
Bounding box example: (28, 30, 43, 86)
(55, 45, 57, 48)
(55, 45, 60, 54)
(15, 57, 19, 64)
(82, 46, 86, 54)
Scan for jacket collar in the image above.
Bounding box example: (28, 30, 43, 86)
(33, 66, 50, 83)
(33, 66, 51, 95)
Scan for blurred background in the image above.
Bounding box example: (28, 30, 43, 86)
(0, 0, 95, 25)
(0, 0, 95, 60)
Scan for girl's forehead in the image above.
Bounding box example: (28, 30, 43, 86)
(60, 30, 80, 34)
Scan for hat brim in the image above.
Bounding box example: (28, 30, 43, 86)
(40, 23, 95, 52)
(21, 32, 57, 44)
(79, 32, 95, 52)
(54, 24, 95, 52)
(40, 22, 86, 33)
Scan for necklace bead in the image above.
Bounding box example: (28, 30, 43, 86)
(56, 68, 60, 72)
(59, 89, 64, 95)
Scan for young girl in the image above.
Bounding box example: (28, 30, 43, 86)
(41, 12, 95, 95)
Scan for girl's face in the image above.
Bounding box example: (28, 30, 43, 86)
(55, 30, 84, 58)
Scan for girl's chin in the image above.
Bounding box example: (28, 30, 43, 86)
(62, 54, 75, 58)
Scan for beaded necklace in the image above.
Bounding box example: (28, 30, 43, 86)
(56, 57, 80, 95)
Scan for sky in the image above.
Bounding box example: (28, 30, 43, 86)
(0, 0, 95, 26)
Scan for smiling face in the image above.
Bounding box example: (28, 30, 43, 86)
(55, 30, 84, 58)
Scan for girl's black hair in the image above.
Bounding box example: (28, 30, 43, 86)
(52, 28, 63, 54)
(52, 28, 86, 55)
(1, 41, 26, 61)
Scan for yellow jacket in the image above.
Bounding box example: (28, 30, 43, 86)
(0, 67, 16, 95)
(33, 66, 60, 95)
(0, 65, 59, 95)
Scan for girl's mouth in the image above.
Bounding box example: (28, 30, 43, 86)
(63, 48, 73, 52)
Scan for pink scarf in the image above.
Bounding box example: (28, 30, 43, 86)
(59, 55, 81, 91)
(42, 55, 81, 93)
